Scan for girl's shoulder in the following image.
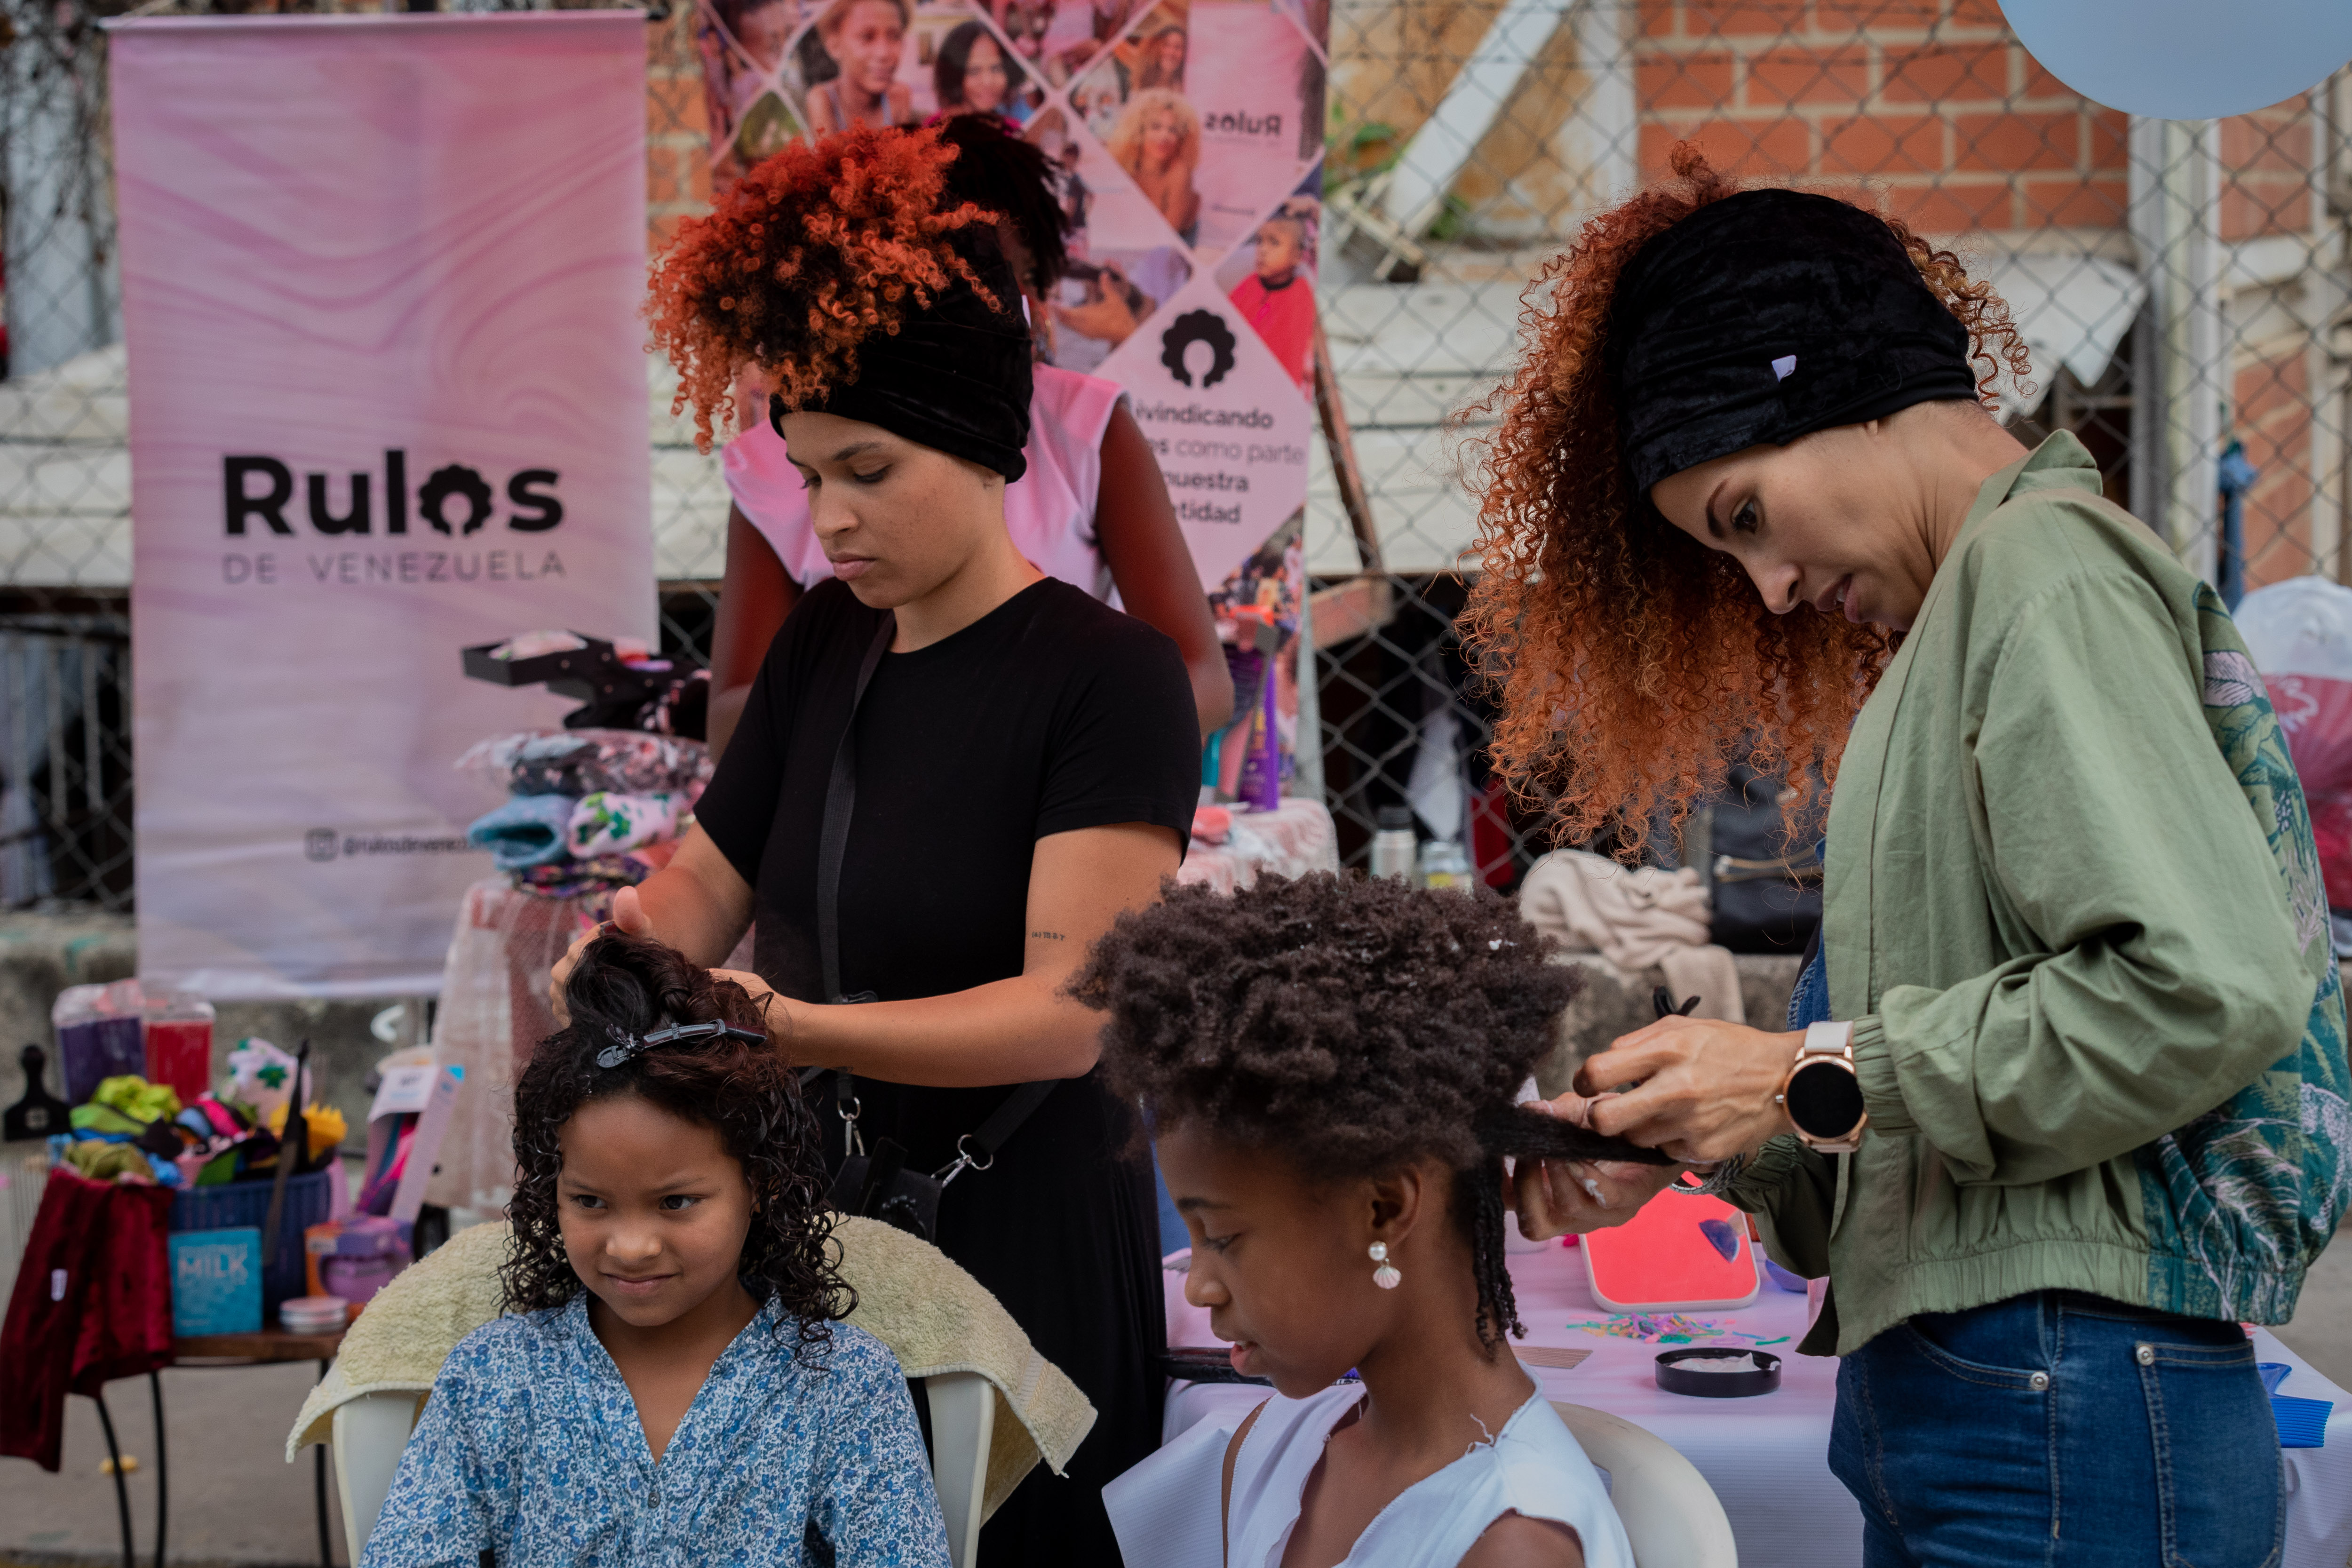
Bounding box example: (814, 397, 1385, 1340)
(731, 1315, 909, 1401)
(1352, 1396, 1632, 1568)
(754, 1315, 898, 1373)
(436, 1302, 580, 1382)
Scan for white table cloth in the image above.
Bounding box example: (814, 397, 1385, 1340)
(1163, 1240, 2352, 1567)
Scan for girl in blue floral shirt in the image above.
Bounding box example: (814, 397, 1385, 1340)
(364, 932, 948, 1568)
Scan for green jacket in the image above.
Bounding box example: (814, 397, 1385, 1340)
(1725, 433, 2349, 1356)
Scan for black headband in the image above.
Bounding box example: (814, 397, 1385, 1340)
(1606, 188, 1980, 497)
(771, 229, 1033, 482)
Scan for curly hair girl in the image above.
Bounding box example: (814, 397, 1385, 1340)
(502, 930, 850, 1354)
(1073, 872, 1664, 1353)
(1459, 144, 2032, 852)
(369, 931, 955, 1567)
(645, 122, 997, 453)
(1081, 873, 1656, 1568)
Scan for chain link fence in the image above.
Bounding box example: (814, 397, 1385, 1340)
(1314, 0, 2352, 882)
(0, 0, 2345, 906)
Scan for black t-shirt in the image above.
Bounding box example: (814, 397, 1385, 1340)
(693, 575, 1198, 1566)
(697, 573, 1197, 1011)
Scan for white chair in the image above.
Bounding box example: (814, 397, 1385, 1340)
(1552, 1402, 1739, 1568)
(329, 1368, 999, 1567)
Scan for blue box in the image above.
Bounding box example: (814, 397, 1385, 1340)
(170, 1169, 332, 1311)
(170, 1227, 262, 1337)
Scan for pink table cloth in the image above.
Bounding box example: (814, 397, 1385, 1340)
(1163, 1240, 2352, 1567)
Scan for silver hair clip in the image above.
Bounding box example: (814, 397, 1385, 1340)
(595, 1019, 769, 1070)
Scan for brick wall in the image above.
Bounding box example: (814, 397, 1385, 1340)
(2240, 345, 2318, 590)
(1635, 0, 2129, 232)
(2220, 92, 2314, 244)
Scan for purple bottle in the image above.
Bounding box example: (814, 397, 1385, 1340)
(54, 980, 148, 1105)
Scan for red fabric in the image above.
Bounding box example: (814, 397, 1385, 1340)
(0, 1167, 175, 1472)
(73, 1178, 174, 1393)
(2313, 789, 2352, 910)
(1471, 777, 1516, 889)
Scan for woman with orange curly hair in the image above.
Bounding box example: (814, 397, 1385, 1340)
(1486, 151, 2338, 1565)
(558, 123, 1200, 1566)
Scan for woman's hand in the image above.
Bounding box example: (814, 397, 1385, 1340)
(1574, 1016, 1799, 1163)
(711, 966, 800, 1059)
(548, 886, 658, 1027)
(1507, 1095, 1687, 1238)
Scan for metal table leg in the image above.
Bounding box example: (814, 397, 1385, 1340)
(149, 1371, 168, 1568)
(90, 1389, 134, 1568)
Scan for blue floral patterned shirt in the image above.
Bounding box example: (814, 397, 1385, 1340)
(361, 1294, 950, 1568)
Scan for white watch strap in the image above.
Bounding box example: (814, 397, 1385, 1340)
(1803, 1020, 1854, 1058)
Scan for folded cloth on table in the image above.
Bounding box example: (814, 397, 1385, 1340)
(1519, 850, 1745, 1025)
(286, 1216, 1095, 1521)
(465, 794, 574, 872)
(515, 844, 671, 894)
(455, 728, 712, 799)
(566, 790, 688, 858)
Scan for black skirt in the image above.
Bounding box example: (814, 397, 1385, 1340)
(834, 1073, 1166, 1567)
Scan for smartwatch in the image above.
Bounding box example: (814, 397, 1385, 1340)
(1780, 1021, 1867, 1154)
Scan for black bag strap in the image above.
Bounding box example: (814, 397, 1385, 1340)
(803, 609, 1056, 1169)
(818, 613, 896, 1007)
(970, 1079, 1057, 1160)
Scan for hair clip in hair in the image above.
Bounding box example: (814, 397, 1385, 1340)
(595, 1019, 771, 1070)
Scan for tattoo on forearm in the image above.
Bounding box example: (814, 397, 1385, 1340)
(1029, 930, 1065, 941)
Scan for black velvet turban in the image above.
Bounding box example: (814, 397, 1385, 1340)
(771, 228, 1033, 482)
(1606, 188, 1980, 497)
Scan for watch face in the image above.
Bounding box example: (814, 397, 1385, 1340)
(1787, 1059, 1866, 1141)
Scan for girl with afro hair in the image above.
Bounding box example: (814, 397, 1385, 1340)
(572, 123, 1203, 1567)
(1079, 873, 1651, 1568)
(366, 931, 950, 1568)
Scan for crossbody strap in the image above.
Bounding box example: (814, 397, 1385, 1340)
(818, 613, 896, 1006)
(803, 609, 1056, 1173)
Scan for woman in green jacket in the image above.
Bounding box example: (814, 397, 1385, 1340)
(1478, 149, 2347, 1566)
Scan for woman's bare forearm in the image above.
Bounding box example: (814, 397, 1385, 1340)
(632, 829, 755, 966)
(784, 975, 1105, 1085)
(744, 822, 1180, 1085)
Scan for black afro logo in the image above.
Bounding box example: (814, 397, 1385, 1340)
(419, 464, 494, 536)
(1160, 310, 1238, 389)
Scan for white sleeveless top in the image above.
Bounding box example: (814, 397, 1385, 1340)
(722, 362, 1127, 597)
(1103, 1386, 1636, 1568)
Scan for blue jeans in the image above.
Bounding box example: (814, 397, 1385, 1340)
(1830, 1290, 2284, 1567)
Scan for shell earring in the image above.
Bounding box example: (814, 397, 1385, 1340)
(1369, 1241, 1401, 1290)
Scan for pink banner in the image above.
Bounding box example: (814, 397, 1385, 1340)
(112, 14, 656, 997)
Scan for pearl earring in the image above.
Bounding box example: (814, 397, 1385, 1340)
(1369, 1241, 1400, 1290)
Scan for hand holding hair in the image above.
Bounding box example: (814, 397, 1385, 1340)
(1574, 1012, 1800, 1164)
(1504, 1096, 1690, 1240)
(548, 884, 658, 1028)
(1472, 1100, 1677, 1167)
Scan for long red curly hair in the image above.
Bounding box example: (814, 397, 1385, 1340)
(645, 124, 998, 454)
(1459, 146, 2032, 855)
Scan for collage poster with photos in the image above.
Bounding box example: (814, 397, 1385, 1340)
(692, 0, 1329, 629)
